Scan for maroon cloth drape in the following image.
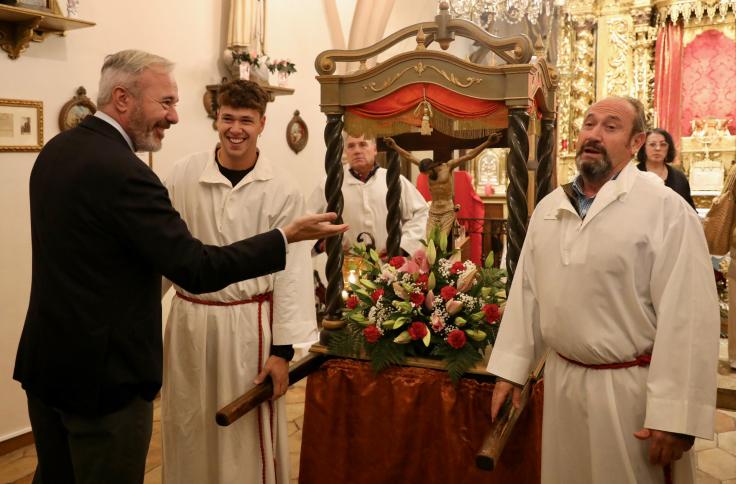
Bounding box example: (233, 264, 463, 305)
(416, 171, 485, 265)
(299, 359, 543, 484)
(654, 21, 684, 149)
(347, 83, 508, 120)
(681, 30, 736, 136)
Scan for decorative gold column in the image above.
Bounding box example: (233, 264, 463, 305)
(632, 5, 657, 124)
(556, 9, 596, 184)
(595, 1, 635, 99)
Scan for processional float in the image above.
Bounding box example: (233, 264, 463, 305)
(217, 2, 557, 480)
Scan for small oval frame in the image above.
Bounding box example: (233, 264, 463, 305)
(59, 86, 96, 131)
(286, 110, 308, 154)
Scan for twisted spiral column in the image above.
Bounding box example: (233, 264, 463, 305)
(535, 116, 556, 205)
(384, 150, 402, 259)
(505, 108, 530, 291)
(322, 114, 345, 326)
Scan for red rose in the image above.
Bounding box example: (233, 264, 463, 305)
(345, 295, 359, 309)
(408, 322, 428, 340)
(371, 288, 384, 304)
(363, 325, 381, 343)
(389, 256, 406, 269)
(482, 303, 500, 323)
(410, 292, 425, 307)
(440, 285, 458, 300)
(450, 262, 465, 274)
(415, 273, 429, 290)
(447, 329, 466, 349)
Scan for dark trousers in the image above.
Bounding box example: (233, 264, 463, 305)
(27, 392, 153, 484)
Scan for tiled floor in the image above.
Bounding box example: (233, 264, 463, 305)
(0, 380, 306, 484)
(2, 342, 736, 484)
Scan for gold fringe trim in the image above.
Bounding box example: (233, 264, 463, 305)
(344, 110, 506, 140)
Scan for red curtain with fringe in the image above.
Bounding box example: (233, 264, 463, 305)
(348, 83, 507, 119)
(654, 21, 684, 148)
(299, 359, 543, 484)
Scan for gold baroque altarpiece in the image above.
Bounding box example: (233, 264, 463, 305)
(553, 0, 733, 186)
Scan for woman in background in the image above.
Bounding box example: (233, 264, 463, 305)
(636, 127, 696, 209)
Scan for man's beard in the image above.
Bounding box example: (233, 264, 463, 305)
(128, 104, 167, 152)
(575, 140, 612, 182)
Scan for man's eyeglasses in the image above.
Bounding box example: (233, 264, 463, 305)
(149, 97, 177, 112)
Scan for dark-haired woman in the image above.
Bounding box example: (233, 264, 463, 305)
(636, 128, 696, 209)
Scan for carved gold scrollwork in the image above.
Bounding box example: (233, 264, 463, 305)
(424, 64, 482, 88)
(658, 0, 736, 25)
(570, 18, 595, 146)
(0, 17, 41, 60)
(362, 62, 482, 92)
(555, 14, 595, 185)
(604, 18, 631, 97)
(632, 7, 656, 125)
(556, 17, 572, 152)
(363, 66, 414, 92)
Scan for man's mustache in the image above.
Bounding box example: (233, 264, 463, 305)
(577, 140, 607, 157)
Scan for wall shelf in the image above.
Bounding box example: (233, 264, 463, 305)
(203, 81, 294, 122)
(0, 4, 94, 59)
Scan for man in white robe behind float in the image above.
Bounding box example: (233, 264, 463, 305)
(161, 80, 317, 484)
(307, 133, 428, 256)
(488, 96, 719, 484)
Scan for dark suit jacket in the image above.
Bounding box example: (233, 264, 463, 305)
(14, 116, 286, 415)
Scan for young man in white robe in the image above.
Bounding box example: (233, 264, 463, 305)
(307, 134, 429, 256)
(161, 80, 317, 484)
(488, 96, 719, 484)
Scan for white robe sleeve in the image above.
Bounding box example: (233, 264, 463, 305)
(644, 199, 719, 439)
(486, 214, 544, 385)
(305, 178, 327, 214)
(398, 175, 429, 256)
(271, 191, 319, 346)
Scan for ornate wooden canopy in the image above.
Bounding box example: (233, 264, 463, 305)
(315, 1, 558, 327)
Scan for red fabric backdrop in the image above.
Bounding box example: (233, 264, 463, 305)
(299, 359, 543, 484)
(681, 29, 736, 136)
(416, 171, 485, 265)
(654, 22, 684, 148)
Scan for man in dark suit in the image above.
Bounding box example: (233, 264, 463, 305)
(13, 50, 346, 484)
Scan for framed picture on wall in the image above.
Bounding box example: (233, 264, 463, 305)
(16, 0, 51, 12)
(59, 86, 96, 131)
(0, 98, 44, 152)
(286, 110, 308, 154)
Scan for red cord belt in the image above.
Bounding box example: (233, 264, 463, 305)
(175, 290, 276, 484)
(175, 291, 273, 306)
(557, 352, 651, 370)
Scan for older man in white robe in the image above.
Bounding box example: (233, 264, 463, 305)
(307, 134, 428, 256)
(161, 80, 317, 484)
(488, 96, 719, 484)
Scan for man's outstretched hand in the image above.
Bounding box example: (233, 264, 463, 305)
(283, 212, 348, 243)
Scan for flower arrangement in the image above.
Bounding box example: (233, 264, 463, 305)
(328, 229, 506, 382)
(267, 59, 297, 74)
(232, 50, 262, 67)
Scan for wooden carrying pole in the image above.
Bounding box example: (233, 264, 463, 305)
(216, 352, 327, 427)
(476, 353, 547, 471)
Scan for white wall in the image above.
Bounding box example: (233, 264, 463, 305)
(0, 0, 441, 441)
